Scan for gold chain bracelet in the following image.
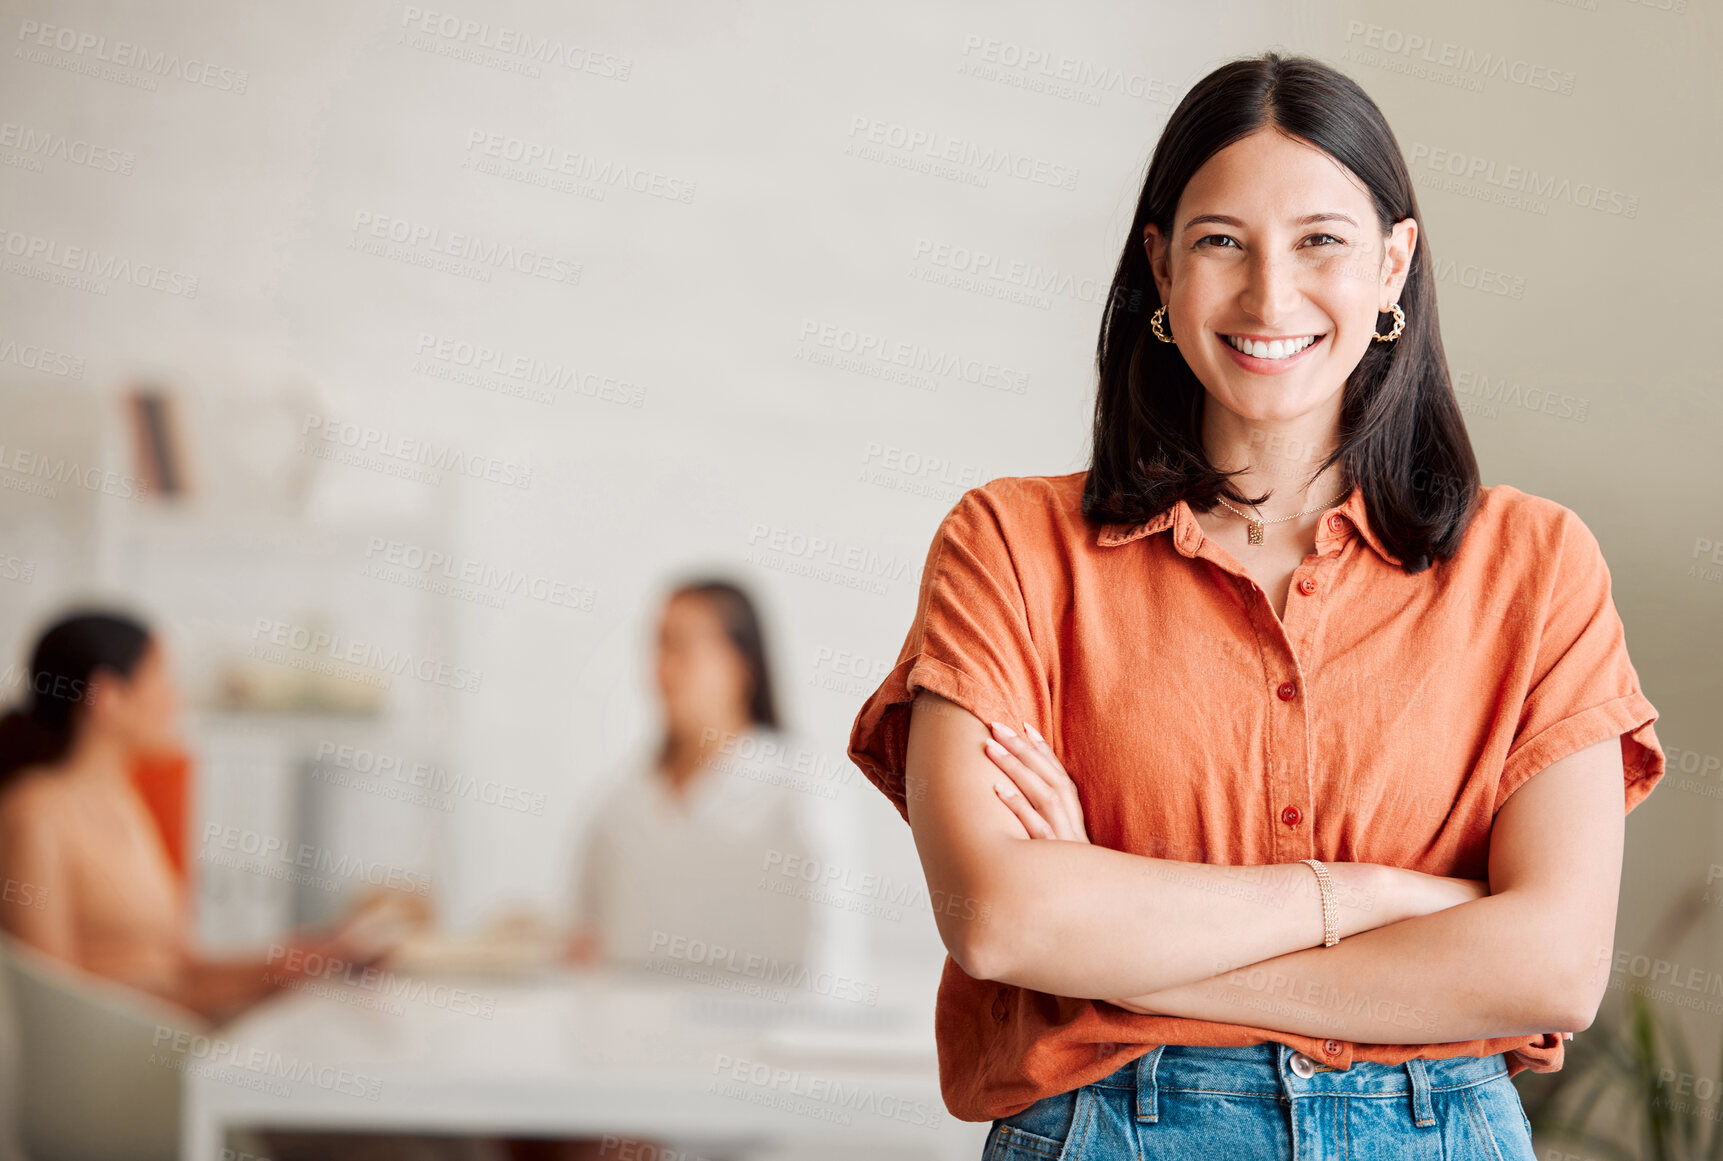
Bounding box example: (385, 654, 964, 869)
(1300, 858, 1340, 947)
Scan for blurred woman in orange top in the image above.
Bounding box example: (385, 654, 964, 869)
(0, 609, 399, 1025)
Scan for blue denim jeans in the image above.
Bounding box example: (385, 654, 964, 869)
(981, 1042, 1536, 1160)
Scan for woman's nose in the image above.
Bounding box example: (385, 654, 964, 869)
(1236, 252, 1303, 321)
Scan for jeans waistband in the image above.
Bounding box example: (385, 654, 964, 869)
(1089, 1042, 1508, 1130)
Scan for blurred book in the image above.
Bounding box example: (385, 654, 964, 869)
(126, 385, 192, 500)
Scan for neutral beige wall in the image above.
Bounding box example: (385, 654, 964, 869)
(0, 0, 1716, 1143)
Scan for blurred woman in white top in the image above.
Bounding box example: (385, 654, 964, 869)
(565, 577, 834, 979)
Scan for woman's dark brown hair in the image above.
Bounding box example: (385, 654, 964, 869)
(0, 610, 153, 791)
(1085, 50, 1478, 574)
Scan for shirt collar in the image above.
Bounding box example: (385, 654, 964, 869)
(1096, 483, 1403, 566)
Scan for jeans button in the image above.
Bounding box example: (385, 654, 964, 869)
(1289, 1052, 1317, 1078)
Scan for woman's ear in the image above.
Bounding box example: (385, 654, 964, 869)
(78, 664, 125, 730)
(1382, 217, 1417, 306)
(1141, 222, 1172, 304)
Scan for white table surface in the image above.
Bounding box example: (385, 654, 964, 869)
(179, 964, 987, 1161)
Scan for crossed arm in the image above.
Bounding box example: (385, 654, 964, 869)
(902, 688, 1624, 1044)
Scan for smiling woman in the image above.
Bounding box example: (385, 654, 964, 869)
(846, 50, 1664, 1161)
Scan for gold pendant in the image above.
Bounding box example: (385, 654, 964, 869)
(1247, 520, 1264, 545)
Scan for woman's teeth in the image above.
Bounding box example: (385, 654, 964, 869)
(1224, 334, 1319, 360)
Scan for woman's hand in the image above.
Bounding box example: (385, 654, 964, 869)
(983, 720, 1089, 844)
(986, 719, 1151, 1009)
(1385, 870, 1491, 926)
(315, 890, 433, 969)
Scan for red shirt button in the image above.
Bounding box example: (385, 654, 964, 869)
(1281, 805, 1302, 826)
(1298, 577, 1317, 595)
(1327, 514, 1345, 532)
(1277, 681, 1297, 700)
(1324, 1039, 1342, 1055)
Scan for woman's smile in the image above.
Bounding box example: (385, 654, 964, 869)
(1217, 330, 1327, 372)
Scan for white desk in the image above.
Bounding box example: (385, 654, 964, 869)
(179, 966, 987, 1161)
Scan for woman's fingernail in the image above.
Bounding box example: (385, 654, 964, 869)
(994, 782, 1018, 799)
(984, 738, 1006, 755)
(989, 721, 1017, 738)
(1024, 721, 1044, 742)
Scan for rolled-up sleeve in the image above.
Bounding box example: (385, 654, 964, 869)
(846, 486, 1051, 824)
(1494, 508, 1665, 816)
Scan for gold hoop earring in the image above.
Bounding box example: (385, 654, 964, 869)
(1149, 304, 1176, 344)
(1372, 302, 1405, 342)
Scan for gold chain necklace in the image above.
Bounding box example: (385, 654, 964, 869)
(1213, 489, 1347, 546)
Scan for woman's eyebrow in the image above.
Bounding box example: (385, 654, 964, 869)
(1180, 211, 1359, 232)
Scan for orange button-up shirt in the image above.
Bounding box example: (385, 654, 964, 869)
(846, 471, 1665, 1123)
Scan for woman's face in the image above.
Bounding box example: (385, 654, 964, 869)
(92, 637, 184, 757)
(1142, 127, 1417, 429)
(654, 594, 750, 733)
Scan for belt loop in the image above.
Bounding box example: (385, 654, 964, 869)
(1405, 1057, 1436, 1128)
(1135, 1045, 1167, 1124)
